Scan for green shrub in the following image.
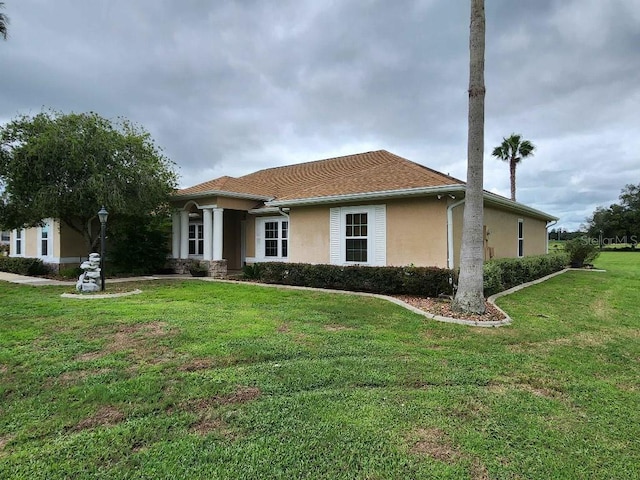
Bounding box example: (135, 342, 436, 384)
(483, 253, 568, 296)
(242, 263, 262, 280)
(58, 266, 83, 279)
(0, 256, 51, 276)
(564, 237, 600, 267)
(247, 262, 456, 297)
(108, 214, 171, 275)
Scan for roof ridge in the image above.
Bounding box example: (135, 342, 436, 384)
(383, 151, 465, 184)
(239, 150, 387, 178)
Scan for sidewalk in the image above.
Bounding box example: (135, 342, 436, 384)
(0, 271, 189, 286)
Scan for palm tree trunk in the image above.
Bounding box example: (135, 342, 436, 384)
(452, 0, 486, 314)
(510, 159, 516, 201)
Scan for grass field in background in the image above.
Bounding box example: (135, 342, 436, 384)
(0, 253, 638, 479)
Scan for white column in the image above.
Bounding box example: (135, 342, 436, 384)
(180, 210, 189, 259)
(171, 211, 181, 259)
(202, 208, 213, 261)
(213, 208, 224, 261)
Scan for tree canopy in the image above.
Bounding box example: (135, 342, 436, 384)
(0, 110, 179, 252)
(0, 2, 8, 40)
(586, 183, 640, 246)
(491, 133, 535, 201)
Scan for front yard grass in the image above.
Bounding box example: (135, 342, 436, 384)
(0, 252, 638, 479)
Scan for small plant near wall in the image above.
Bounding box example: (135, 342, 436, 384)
(564, 237, 600, 268)
(188, 261, 208, 277)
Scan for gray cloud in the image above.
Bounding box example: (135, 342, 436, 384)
(1, 0, 639, 230)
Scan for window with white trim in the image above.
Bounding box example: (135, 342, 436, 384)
(38, 220, 52, 258)
(345, 212, 368, 262)
(256, 217, 289, 261)
(517, 219, 524, 257)
(188, 223, 204, 256)
(330, 205, 386, 266)
(13, 229, 24, 256)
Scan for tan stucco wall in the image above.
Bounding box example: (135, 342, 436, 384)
(451, 204, 549, 268)
(59, 220, 88, 259)
(284, 198, 448, 267)
(245, 216, 256, 258)
(25, 228, 38, 257)
(386, 198, 448, 267)
(289, 206, 330, 264)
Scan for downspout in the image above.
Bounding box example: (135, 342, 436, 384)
(447, 198, 466, 269)
(278, 207, 290, 219)
(546, 219, 558, 254)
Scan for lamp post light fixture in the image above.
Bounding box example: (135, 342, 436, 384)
(98, 206, 108, 291)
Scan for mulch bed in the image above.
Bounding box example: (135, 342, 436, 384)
(394, 295, 507, 323)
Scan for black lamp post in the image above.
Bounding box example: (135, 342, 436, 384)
(98, 206, 108, 291)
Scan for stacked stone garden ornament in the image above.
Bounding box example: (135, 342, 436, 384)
(76, 253, 102, 292)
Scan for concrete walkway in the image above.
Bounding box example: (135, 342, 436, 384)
(0, 271, 189, 286)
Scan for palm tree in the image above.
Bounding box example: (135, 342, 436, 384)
(0, 2, 8, 40)
(492, 134, 535, 201)
(452, 0, 486, 314)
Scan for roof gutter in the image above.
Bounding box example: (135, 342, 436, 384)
(266, 186, 556, 220)
(266, 185, 467, 207)
(482, 191, 558, 221)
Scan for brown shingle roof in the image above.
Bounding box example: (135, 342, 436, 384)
(176, 150, 463, 201)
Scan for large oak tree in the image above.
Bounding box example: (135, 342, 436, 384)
(0, 110, 178, 253)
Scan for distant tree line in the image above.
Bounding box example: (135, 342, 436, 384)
(548, 228, 584, 241)
(584, 184, 639, 247)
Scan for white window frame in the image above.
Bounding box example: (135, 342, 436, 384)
(37, 219, 53, 259)
(330, 205, 386, 266)
(517, 218, 524, 257)
(188, 222, 204, 257)
(12, 228, 26, 257)
(255, 216, 289, 262)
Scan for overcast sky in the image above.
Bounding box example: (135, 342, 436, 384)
(1, 0, 639, 230)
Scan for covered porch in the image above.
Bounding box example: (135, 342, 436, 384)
(170, 201, 249, 276)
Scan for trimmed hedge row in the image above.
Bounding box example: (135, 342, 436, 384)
(483, 253, 568, 297)
(0, 256, 51, 276)
(244, 262, 456, 297)
(244, 254, 568, 299)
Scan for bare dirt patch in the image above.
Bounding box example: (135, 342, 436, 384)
(277, 323, 290, 333)
(324, 324, 354, 332)
(73, 406, 125, 431)
(408, 427, 489, 479)
(179, 358, 215, 372)
(409, 427, 460, 462)
(74, 321, 174, 363)
(55, 368, 112, 385)
(0, 434, 14, 452)
(395, 296, 506, 323)
(190, 417, 237, 439)
(199, 386, 261, 408)
(487, 380, 564, 400)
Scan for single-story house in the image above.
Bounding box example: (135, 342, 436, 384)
(168, 150, 557, 276)
(7, 150, 557, 273)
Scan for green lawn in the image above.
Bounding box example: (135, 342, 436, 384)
(0, 253, 638, 479)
